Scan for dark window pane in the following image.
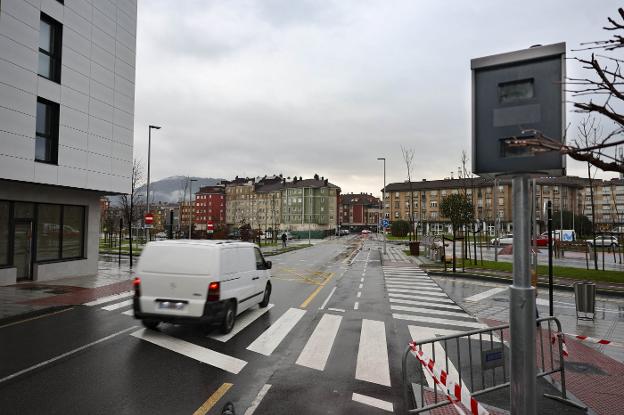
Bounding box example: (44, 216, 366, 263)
(14, 203, 34, 219)
(36, 101, 48, 134)
(499, 79, 534, 104)
(38, 53, 51, 79)
(35, 136, 50, 161)
(0, 202, 9, 266)
(62, 206, 84, 258)
(39, 20, 51, 52)
(37, 204, 61, 261)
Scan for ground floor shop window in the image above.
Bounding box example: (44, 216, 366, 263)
(62, 205, 84, 258)
(0, 202, 9, 266)
(37, 204, 62, 261)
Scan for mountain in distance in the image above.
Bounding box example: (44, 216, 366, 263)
(108, 176, 224, 206)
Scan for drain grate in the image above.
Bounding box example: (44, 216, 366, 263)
(565, 361, 608, 376)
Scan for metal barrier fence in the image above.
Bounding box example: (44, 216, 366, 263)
(401, 316, 585, 414)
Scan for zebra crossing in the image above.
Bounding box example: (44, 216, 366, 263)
(85, 292, 394, 391)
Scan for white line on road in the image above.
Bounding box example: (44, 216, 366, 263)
(390, 304, 470, 318)
(352, 393, 393, 412)
(121, 309, 133, 316)
(358, 283, 363, 289)
(386, 283, 441, 291)
(394, 314, 487, 329)
(464, 287, 507, 302)
(101, 299, 134, 311)
(357, 291, 361, 298)
(354, 302, 359, 310)
(356, 320, 391, 386)
(389, 298, 462, 310)
(327, 308, 345, 313)
(388, 293, 456, 303)
(247, 308, 306, 356)
(244, 384, 272, 415)
(388, 288, 448, 297)
(360, 277, 364, 282)
(0, 326, 139, 384)
(131, 329, 247, 374)
(209, 304, 274, 342)
(296, 314, 342, 371)
(85, 291, 132, 306)
(407, 324, 502, 345)
(385, 277, 435, 283)
(319, 287, 337, 310)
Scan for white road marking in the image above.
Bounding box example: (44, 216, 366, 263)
(352, 392, 393, 412)
(389, 298, 462, 310)
(358, 283, 363, 289)
(393, 314, 487, 329)
(464, 287, 507, 302)
(408, 324, 503, 345)
(356, 320, 391, 386)
(388, 293, 455, 303)
(388, 288, 448, 297)
(327, 308, 345, 313)
(354, 302, 359, 310)
(385, 277, 435, 283)
(386, 284, 442, 291)
(101, 299, 134, 311)
(0, 326, 139, 384)
(121, 309, 133, 316)
(247, 308, 306, 356)
(296, 314, 342, 371)
(131, 328, 247, 374)
(209, 304, 274, 342)
(391, 304, 469, 318)
(85, 291, 132, 306)
(360, 277, 364, 282)
(319, 287, 337, 310)
(357, 291, 361, 298)
(244, 384, 272, 415)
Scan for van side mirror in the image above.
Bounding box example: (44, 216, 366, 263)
(265, 261, 272, 269)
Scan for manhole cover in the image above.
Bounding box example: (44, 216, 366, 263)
(565, 361, 608, 375)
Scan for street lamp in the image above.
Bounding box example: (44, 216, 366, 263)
(189, 178, 197, 239)
(377, 157, 387, 255)
(146, 125, 161, 241)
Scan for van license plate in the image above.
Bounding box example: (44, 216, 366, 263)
(158, 301, 185, 310)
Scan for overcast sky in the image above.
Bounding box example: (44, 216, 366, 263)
(132, 0, 621, 196)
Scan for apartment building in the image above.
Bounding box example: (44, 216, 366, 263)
(224, 176, 258, 228)
(582, 178, 624, 230)
(193, 185, 225, 234)
(339, 193, 381, 230)
(0, 0, 137, 284)
(383, 176, 602, 235)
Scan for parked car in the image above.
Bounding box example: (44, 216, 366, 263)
(337, 229, 350, 236)
(586, 235, 619, 247)
(533, 236, 548, 247)
(133, 240, 272, 334)
(490, 233, 514, 245)
(361, 229, 371, 235)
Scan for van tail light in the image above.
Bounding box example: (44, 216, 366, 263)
(133, 277, 141, 297)
(207, 282, 220, 301)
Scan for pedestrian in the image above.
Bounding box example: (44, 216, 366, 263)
(281, 232, 287, 248)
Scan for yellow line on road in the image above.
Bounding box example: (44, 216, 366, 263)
(192, 383, 233, 415)
(299, 272, 334, 309)
(0, 307, 74, 329)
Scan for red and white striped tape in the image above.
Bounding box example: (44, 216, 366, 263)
(564, 333, 624, 348)
(409, 342, 490, 415)
(551, 333, 569, 357)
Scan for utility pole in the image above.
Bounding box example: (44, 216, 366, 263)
(377, 157, 387, 255)
(146, 125, 161, 242)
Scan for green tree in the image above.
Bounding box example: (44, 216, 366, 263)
(440, 194, 474, 236)
(390, 220, 410, 237)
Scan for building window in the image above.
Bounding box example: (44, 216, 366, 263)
(35, 98, 59, 164)
(38, 13, 62, 83)
(0, 202, 9, 266)
(37, 204, 62, 261)
(62, 205, 84, 258)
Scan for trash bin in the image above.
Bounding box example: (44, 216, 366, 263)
(573, 281, 596, 320)
(409, 241, 420, 256)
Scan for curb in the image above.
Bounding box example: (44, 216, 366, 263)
(426, 269, 624, 298)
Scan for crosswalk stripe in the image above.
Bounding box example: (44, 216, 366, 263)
(385, 276, 432, 282)
(131, 328, 247, 374)
(102, 299, 133, 311)
(296, 314, 342, 371)
(390, 304, 471, 318)
(388, 288, 448, 297)
(247, 308, 306, 356)
(389, 298, 463, 311)
(121, 309, 133, 316)
(407, 324, 502, 345)
(464, 287, 507, 302)
(393, 314, 487, 329)
(209, 304, 274, 342)
(352, 392, 393, 412)
(355, 319, 391, 386)
(386, 284, 442, 291)
(388, 293, 456, 303)
(85, 291, 132, 306)
(385, 279, 437, 286)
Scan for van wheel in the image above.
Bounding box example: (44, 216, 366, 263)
(142, 319, 160, 330)
(221, 301, 236, 334)
(259, 283, 271, 308)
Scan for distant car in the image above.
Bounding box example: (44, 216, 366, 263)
(586, 235, 619, 247)
(338, 229, 350, 236)
(361, 229, 371, 235)
(533, 236, 548, 247)
(490, 234, 513, 245)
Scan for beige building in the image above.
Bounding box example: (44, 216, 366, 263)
(582, 178, 624, 230)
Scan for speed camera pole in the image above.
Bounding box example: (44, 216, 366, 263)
(510, 176, 537, 414)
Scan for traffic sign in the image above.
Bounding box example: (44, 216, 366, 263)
(382, 219, 389, 228)
(144, 213, 154, 225)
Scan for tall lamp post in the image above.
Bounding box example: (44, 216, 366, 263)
(146, 125, 161, 241)
(377, 157, 387, 255)
(189, 178, 197, 239)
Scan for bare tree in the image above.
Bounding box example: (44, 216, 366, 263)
(120, 159, 144, 265)
(401, 146, 416, 241)
(504, 9, 624, 174)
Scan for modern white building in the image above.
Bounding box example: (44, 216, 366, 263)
(0, 0, 137, 284)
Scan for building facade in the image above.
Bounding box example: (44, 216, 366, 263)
(0, 0, 137, 284)
(339, 193, 382, 230)
(582, 178, 624, 230)
(194, 185, 226, 235)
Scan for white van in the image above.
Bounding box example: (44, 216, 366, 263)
(133, 240, 272, 333)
